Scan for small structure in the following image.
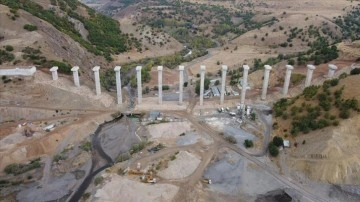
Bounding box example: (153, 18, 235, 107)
(0, 66, 36, 76)
(283, 140, 290, 148)
(211, 86, 220, 97)
(43, 124, 55, 131)
(246, 106, 251, 116)
(204, 90, 211, 98)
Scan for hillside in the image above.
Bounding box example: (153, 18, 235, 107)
(272, 74, 360, 184)
(0, 0, 142, 81)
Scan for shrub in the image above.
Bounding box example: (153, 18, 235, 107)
(273, 136, 284, 147)
(339, 109, 350, 119)
(225, 136, 237, 144)
(5, 45, 14, 52)
(23, 24, 38, 31)
(53, 154, 66, 163)
(129, 141, 147, 155)
(116, 154, 130, 162)
(350, 68, 360, 75)
(250, 112, 256, 121)
(244, 139, 253, 148)
(268, 142, 279, 157)
(94, 176, 104, 186)
(183, 82, 188, 87)
(79, 141, 91, 152)
(4, 158, 41, 175)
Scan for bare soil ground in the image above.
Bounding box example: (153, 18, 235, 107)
(158, 150, 201, 180)
(93, 174, 179, 201)
(114, 17, 183, 63)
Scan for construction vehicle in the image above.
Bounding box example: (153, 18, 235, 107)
(201, 178, 212, 184)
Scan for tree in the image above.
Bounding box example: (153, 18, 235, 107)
(250, 112, 256, 121)
(350, 68, 360, 75)
(214, 80, 220, 86)
(288, 59, 295, 65)
(195, 77, 210, 95)
(244, 139, 253, 148)
(269, 142, 279, 157)
(273, 136, 284, 147)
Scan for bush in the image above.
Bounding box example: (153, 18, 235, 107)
(23, 24, 38, 31)
(53, 154, 66, 163)
(4, 158, 41, 175)
(183, 82, 188, 87)
(339, 109, 350, 119)
(250, 112, 256, 121)
(79, 141, 91, 152)
(268, 142, 279, 157)
(273, 136, 284, 147)
(116, 154, 130, 162)
(350, 68, 360, 75)
(225, 136, 237, 144)
(5, 45, 14, 52)
(244, 139, 253, 148)
(0, 49, 15, 64)
(129, 141, 147, 155)
(94, 176, 104, 186)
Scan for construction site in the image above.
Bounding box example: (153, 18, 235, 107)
(1, 0, 360, 201)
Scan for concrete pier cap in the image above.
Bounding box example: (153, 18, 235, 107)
(92, 66, 100, 71)
(114, 66, 121, 71)
(264, 65, 272, 70)
(221, 65, 228, 71)
(307, 64, 316, 70)
(328, 64, 338, 70)
(71, 66, 79, 71)
(200, 65, 206, 71)
(243, 65, 250, 70)
(157, 66, 163, 71)
(179, 65, 184, 71)
(286, 64, 294, 70)
(50, 66, 58, 71)
(136, 66, 142, 71)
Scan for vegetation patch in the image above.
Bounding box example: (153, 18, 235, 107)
(0, 0, 135, 61)
(0, 48, 15, 64)
(4, 158, 41, 175)
(273, 76, 359, 136)
(244, 139, 253, 148)
(23, 24, 37, 31)
(79, 141, 92, 152)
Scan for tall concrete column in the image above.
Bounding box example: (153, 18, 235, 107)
(305, 64, 316, 87)
(199, 65, 206, 106)
(179, 66, 184, 105)
(261, 65, 272, 100)
(328, 64, 338, 78)
(220, 65, 228, 105)
(282, 65, 294, 96)
(241, 65, 250, 107)
(136, 66, 142, 104)
(157, 66, 163, 104)
(50, 66, 58, 81)
(92, 66, 101, 96)
(114, 66, 122, 104)
(71, 66, 80, 87)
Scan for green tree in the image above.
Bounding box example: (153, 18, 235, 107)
(244, 139, 253, 148)
(195, 77, 210, 95)
(269, 142, 279, 157)
(273, 136, 284, 147)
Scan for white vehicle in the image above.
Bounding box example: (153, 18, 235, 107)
(229, 112, 236, 116)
